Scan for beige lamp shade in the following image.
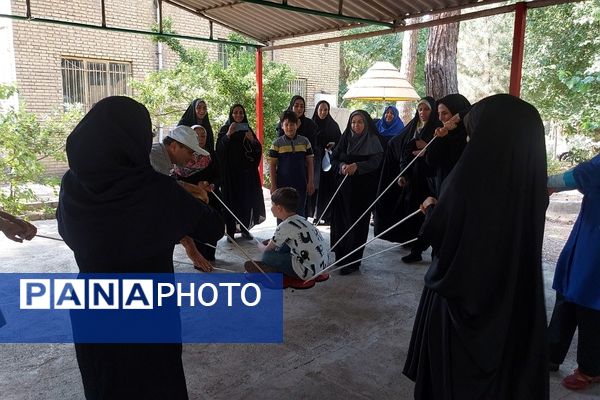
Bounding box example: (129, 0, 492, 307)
(343, 61, 420, 101)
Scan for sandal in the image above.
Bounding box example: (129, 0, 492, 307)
(562, 368, 600, 390)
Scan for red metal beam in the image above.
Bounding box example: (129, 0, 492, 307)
(255, 50, 264, 183)
(509, 2, 527, 97)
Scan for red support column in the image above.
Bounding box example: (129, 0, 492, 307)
(509, 2, 527, 97)
(255, 49, 264, 183)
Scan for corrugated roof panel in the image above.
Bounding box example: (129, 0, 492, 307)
(204, 2, 360, 41)
(171, 0, 529, 43)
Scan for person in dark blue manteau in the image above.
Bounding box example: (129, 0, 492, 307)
(547, 153, 600, 391)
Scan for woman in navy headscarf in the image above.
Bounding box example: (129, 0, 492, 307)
(376, 105, 405, 144)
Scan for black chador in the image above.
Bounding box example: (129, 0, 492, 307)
(403, 94, 549, 399)
(216, 104, 265, 238)
(374, 97, 441, 243)
(330, 110, 383, 275)
(57, 96, 224, 399)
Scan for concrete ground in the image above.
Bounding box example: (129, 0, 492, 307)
(1, 189, 598, 399)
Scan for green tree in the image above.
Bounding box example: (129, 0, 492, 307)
(522, 0, 600, 143)
(0, 85, 82, 214)
(131, 24, 294, 153)
(458, 12, 512, 101)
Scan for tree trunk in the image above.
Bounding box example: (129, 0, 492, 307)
(426, 11, 460, 100)
(398, 28, 419, 123)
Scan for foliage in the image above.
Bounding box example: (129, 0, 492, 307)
(457, 12, 512, 102)
(339, 26, 428, 116)
(0, 84, 83, 215)
(132, 23, 295, 153)
(546, 152, 569, 175)
(522, 0, 600, 141)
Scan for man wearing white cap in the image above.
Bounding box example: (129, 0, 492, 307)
(150, 125, 210, 175)
(150, 125, 215, 272)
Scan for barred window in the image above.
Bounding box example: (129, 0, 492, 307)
(287, 78, 307, 99)
(61, 58, 132, 110)
(217, 43, 228, 68)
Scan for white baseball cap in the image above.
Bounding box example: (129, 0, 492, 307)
(167, 125, 209, 156)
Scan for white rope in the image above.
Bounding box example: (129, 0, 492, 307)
(310, 209, 421, 281)
(174, 259, 236, 273)
(330, 136, 437, 251)
(35, 234, 64, 242)
(328, 238, 417, 272)
(211, 190, 261, 245)
(314, 174, 348, 226)
(224, 232, 275, 284)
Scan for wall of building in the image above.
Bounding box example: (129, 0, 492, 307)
(8, 0, 340, 175)
(0, 0, 18, 112)
(270, 32, 340, 113)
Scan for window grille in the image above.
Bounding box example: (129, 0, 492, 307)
(61, 58, 132, 110)
(287, 78, 307, 99)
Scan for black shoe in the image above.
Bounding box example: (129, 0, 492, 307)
(241, 232, 254, 240)
(402, 253, 422, 263)
(340, 265, 359, 275)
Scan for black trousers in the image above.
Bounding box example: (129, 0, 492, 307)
(548, 292, 600, 376)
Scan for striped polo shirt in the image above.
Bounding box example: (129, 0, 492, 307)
(269, 134, 313, 189)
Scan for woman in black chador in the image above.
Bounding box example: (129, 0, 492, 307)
(425, 93, 471, 198)
(373, 97, 440, 246)
(217, 103, 265, 239)
(57, 96, 224, 399)
(311, 100, 342, 224)
(178, 98, 215, 150)
(330, 110, 383, 275)
(403, 94, 549, 399)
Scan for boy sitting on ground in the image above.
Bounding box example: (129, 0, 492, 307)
(246, 187, 329, 286)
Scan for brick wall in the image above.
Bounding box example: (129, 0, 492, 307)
(9, 0, 340, 175)
(270, 32, 341, 112)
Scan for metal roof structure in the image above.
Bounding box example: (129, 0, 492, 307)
(165, 0, 578, 47)
(0, 0, 580, 50)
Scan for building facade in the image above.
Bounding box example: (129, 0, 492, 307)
(2, 0, 340, 174)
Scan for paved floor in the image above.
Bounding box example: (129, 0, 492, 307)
(0, 190, 598, 399)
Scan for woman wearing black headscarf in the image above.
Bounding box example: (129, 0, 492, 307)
(217, 104, 265, 240)
(57, 96, 224, 399)
(330, 110, 384, 275)
(374, 97, 440, 244)
(277, 95, 319, 217)
(311, 100, 342, 224)
(426, 93, 471, 198)
(403, 94, 549, 399)
(178, 99, 215, 151)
